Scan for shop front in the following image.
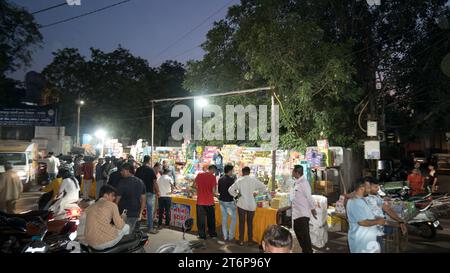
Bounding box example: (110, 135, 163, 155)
(143, 141, 355, 244)
(154, 195, 287, 243)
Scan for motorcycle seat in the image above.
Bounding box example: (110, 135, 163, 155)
(81, 232, 142, 253)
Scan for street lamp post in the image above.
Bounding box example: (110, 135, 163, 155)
(76, 99, 85, 146)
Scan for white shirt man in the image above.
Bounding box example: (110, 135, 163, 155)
(46, 154, 60, 180)
(291, 176, 316, 220)
(157, 174, 174, 197)
(156, 172, 175, 228)
(290, 165, 316, 253)
(228, 167, 266, 244)
(228, 175, 266, 212)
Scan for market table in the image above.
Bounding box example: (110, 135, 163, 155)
(167, 195, 287, 243)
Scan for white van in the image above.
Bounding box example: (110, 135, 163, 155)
(0, 141, 38, 184)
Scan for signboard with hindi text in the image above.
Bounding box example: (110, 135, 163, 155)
(0, 106, 57, 126)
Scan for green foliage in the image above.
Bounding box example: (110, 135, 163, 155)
(185, 0, 363, 149)
(0, 1, 42, 104)
(42, 47, 188, 143)
(185, 0, 450, 149)
(0, 1, 42, 74)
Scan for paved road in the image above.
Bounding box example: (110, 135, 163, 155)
(144, 227, 260, 253)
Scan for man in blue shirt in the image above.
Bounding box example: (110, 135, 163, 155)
(365, 177, 407, 252)
(347, 180, 386, 253)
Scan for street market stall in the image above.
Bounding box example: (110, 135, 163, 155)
(145, 144, 300, 243)
(155, 195, 287, 243)
(144, 141, 356, 245)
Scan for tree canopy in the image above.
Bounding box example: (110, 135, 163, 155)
(43, 47, 188, 144)
(184, 0, 450, 150)
(0, 1, 42, 106)
(0, 1, 42, 75)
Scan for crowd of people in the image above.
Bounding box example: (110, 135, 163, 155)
(59, 154, 301, 252)
(407, 161, 439, 196)
(189, 163, 315, 253)
(0, 151, 443, 253)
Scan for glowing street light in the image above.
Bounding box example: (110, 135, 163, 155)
(95, 129, 107, 140)
(195, 97, 209, 108)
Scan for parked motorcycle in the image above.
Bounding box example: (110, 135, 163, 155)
(388, 191, 448, 239)
(0, 189, 82, 253)
(155, 218, 205, 253)
(0, 209, 80, 253)
(379, 184, 449, 239)
(406, 204, 442, 239)
(79, 229, 149, 253)
(0, 210, 49, 253)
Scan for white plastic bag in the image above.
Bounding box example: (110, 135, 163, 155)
(309, 195, 328, 248)
(335, 195, 346, 214)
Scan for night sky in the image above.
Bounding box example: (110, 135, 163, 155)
(8, 0, 238, 81)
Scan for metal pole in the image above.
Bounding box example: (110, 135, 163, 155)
(77, 104, 81, 146)
(150, 86, 273, 103)
(271, 93, 276, 192)
(151, 101, 155, 166)
(100, 139, 104, 158)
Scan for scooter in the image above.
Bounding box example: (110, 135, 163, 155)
(155, 218, 205, 253)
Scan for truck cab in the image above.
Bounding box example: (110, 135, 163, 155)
(0, 141, 38, 184)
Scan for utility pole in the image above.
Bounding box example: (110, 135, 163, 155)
(151, 101, 155, 166)
(76, 99, 84, 146)
(271, 92, 277, 192)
